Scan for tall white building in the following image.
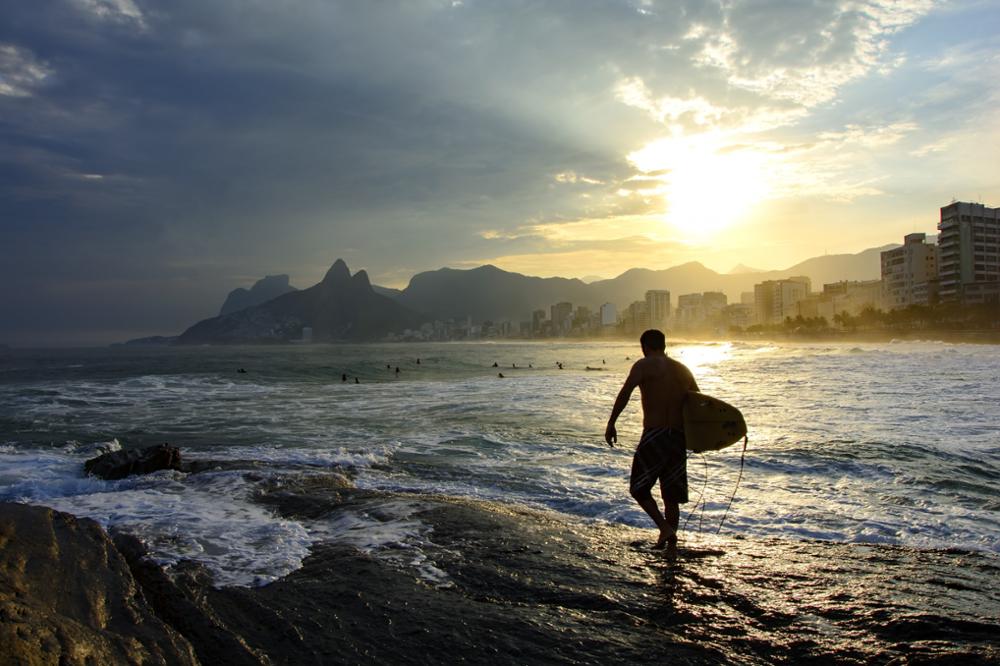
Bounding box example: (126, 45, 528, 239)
(881, 232, 938, 309)
(937, 201, 1000, 304)
(754, 277, 811, 325)
(644, 290, 671, 329)
(599, 302, 617, 327)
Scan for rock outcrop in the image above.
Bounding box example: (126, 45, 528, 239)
(84, 443, 181, 480)
(0, 503, 198, 665)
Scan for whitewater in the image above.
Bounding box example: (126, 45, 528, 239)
(1, 340, 998, 587)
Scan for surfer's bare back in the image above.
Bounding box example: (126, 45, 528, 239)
(605, 329, 698, 554)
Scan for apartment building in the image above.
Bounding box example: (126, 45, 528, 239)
(754, 277, 811, 325)
(881, 232, 938, 309)
(937, 201, 1000, 304)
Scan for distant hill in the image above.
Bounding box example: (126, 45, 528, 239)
(396, 264, 594, 322)
(393, 244, 897, 323)
(121, 335, 177, 346)
(771, 244, 894, 287)
(728, 263, 764, 274)
(219, 275, 297, 316)
(372, 285, 403, 299)
(178, 260, 423, 344)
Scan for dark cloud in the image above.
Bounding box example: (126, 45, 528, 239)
(0, 0, 946, 344)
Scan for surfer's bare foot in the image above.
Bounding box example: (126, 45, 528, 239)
(654, 525, 674, 547)
(653, 526, 677, 551)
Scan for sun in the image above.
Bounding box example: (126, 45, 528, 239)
(628, 134, 772, 239)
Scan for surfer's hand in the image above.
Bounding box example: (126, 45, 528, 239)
(604, 424, 617, 447)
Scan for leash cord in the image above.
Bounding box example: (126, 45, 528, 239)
(682, 452, 709, 532)
(716, 435, 748, 534)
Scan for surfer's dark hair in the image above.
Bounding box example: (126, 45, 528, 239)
(639, 329, 665, 351)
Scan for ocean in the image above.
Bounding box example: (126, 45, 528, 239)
(1, 340, 999, 589)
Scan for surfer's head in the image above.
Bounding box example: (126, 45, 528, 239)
(639, 329, 666, 354)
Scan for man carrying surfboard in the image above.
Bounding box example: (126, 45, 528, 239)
(605, 329, 698, 555)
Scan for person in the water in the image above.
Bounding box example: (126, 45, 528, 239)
(605, 329, 698, 555)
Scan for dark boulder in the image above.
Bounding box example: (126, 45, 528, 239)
(0, 502, 198, 665)
(84, 443, 181, 480)
(112, 532, 267, 666)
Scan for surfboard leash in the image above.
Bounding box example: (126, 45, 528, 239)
(716, 434, 748, 534)
(683, 452, 710, 532)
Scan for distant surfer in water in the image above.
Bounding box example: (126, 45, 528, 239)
(605, 329, 698, 556)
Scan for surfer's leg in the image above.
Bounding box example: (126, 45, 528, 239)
(630, 485, 667, 534)
(656, 498, 679, 549)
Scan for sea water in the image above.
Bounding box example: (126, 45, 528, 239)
(1, 341, 998, 587)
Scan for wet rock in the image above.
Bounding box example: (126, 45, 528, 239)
(111, 532, 268, 666)
(84, 443, 181, 480)
(0, 502, 197, 665)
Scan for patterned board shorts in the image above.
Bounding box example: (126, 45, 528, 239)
(629, 427, 689, 503)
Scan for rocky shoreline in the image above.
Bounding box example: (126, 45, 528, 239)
(2, 473, 999, 665)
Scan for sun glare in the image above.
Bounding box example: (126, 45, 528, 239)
(628, 135, 773, 239)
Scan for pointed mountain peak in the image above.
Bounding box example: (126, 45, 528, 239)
(728, 263, 764, 275)
(351, 269, 372, 291)
(323, 259, 351, 285)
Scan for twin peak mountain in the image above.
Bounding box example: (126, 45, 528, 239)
(177, 260, 421, 344)
(177, 247, 889, 344)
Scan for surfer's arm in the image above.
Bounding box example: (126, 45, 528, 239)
(605, 364, 642, 447)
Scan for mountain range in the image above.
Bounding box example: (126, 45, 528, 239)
(393, 244, 894, 322)
(177, 260, 421, 344)
(171, 244, 895, 343)
(219, 274, 298, 316)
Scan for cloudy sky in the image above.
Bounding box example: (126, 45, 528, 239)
(1, 0, 998, 345)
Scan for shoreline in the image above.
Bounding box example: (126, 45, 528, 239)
(4, 477, 999, 665)
(4, 330, 1000, 353)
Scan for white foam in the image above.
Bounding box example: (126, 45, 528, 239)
(184, 442, 393, 469)
(0, 443, 314, 587)
(308, 498, 453, 588)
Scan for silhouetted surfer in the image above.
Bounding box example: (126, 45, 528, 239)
(342, 373, 347, 382)
(605, 329, 698, 557)
(492, 362, 499, 368)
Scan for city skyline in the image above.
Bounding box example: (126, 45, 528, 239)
(1, 1, 999, 344)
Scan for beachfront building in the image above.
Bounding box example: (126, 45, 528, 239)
(881, 232, 939, 309)
(754, 277, 811, 325)
(622, 301, 649, 334)
(937, 201, 1000, 304)
(531, 309, 546, 335)
(675, 293, 703, 329)
(550, 302, 573, 334)
(722, 303, 754, 329)
(645, 290, 671, 330)
(797, 280, 881, 320)
(599, 303, 617, 327)
(702, 292, 727, 320)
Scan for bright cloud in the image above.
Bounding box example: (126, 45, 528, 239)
(0, 44, 52, 97)
(71, 0, 146, 27)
